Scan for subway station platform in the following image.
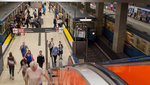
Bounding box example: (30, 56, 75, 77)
(0, 3, 71, 85)
(0, 2, 150, 85)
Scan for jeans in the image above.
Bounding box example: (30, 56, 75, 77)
(53, 55, 57, 64)
(9, 66, 14, 77)
(54, 24, 56, 28)
(50, 48, 53, 57)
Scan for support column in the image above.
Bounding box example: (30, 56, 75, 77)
(112, 3, 128, 53)
(96, 2, 104, 36)
(84, 2, 90, 13)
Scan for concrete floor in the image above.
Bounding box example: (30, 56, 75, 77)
(0, 3, 71, 85)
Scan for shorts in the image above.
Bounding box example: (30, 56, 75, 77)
(59, 50, 63, 54)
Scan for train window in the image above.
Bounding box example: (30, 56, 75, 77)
(135, 36, 147, 53)
(0, 25, 2, 33)
(106, 20, 111, 29)
(110, 22, 114, 32)
(127, 32, 134, 45)
(148, 44, 150, 55)
(2, 22, 5, 33)
(141, 39, 147, 52)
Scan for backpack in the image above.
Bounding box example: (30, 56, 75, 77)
(8, 57, 15, 66)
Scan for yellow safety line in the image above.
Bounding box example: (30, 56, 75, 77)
(3, 34, 12, 44)
(63, 28, 74, 42)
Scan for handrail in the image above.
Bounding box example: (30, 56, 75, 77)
(99, 55, 150, 64)
(50, 63, 128, 85)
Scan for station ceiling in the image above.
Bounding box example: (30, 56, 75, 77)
(0, 0, 149, 3)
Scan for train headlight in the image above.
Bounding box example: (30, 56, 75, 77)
(92, 32, 95, 35)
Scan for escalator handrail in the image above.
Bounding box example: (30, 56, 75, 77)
(99, 55, 150, 64)
(53, 63, 128, 85)
(87, 63, 128, 85)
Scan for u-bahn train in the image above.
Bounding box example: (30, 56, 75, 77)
(103, 13, 150, 57)
(128, 6, 150, 23)
(57, 3, 96, 41)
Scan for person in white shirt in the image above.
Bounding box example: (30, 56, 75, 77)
(25, 61, 52, 85)
(49, 38, 54, 57)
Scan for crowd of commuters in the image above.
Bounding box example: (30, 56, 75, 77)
(49, 38, 63, 65)
(8, 2, 47, 36)
(7, 41, 53, 85)
(6, 2, 68, 85)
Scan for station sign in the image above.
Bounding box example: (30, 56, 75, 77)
(13, 28, 25, 33)
(13, 28, 18, 33)
(18, 28, 24, 33)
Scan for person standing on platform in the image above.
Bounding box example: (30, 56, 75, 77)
(37, 50, 45, 68)
(58, 41, 63, 60)
(24, 50, 34, 67)
(25, 61, 52, 85)
(52, 46, 58, 64)
(53, 18, 57, 29)
(54, 8, 58, 18)
(7, 52, 16, 80)
(49, 38, 54, 57)
(18, 59, 28, 84)
(48, 3, 51, 12)
(33, 9, 37, 18)
(20, 42, 28, 57)
(43, 7, 46, 15)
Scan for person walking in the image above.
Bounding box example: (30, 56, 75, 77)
(20, 42, 28, 57)
(43, 7, 46, 15)
(58, 41, 63, 60)
(54, 8, 58, 18)
(24, 50, 34, 67)
(18, 59, 28, 84)
(49, 38, 54, 57)
(33, 9, 37, 18)
(37, 50, 45, 68)
(53, 18, 57, 29)
(25, 61, 52, 85)
(7, 52, 16, 80)
(52, 46, 58, 64)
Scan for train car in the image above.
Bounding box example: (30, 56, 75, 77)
(128, 6, 150, 23)
(0, 2, 25, 44)
(103, 13, 150, 57)
(57, 2, 96, 41)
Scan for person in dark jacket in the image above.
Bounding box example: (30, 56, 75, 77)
(37, 50, 45, 68)
(53, 18, 57, 29)
(7, 52, 16, 80)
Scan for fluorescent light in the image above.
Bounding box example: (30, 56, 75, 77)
(80, 19, 92, 21)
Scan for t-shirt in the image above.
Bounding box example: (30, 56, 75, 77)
(43, 8, 46, 12)
(26, 67, 44, 85)
(49, 41, 54, 49)
(58, 44, 63, 51)
(20, 45, 28, 54)
(52, 47, 58, 56)
(8, 57, 15, 66)
(37, 55, 45, 64)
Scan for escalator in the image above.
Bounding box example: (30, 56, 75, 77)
(49, 63, 128, 85)
(47, 55, 128, 85)
(47, 53, 150, 85)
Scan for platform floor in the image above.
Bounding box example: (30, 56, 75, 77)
(0, 3, 71, 85)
